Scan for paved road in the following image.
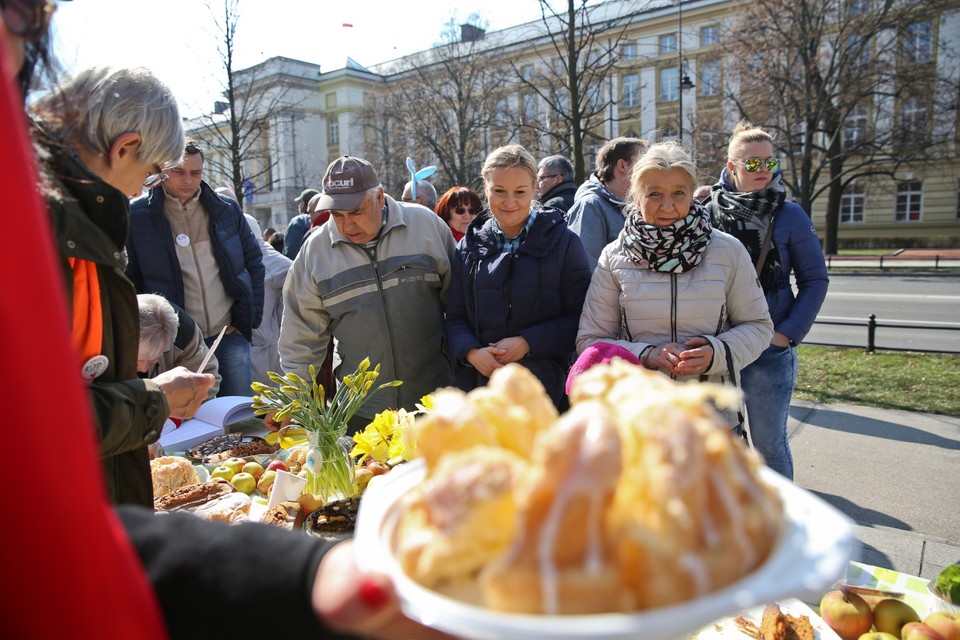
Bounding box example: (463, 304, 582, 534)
(807, 271, 960, 352)
(789, 400, 960, 582)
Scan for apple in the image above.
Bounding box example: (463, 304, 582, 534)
(297, 493, 325, 514)
(257, 469, 277, 495)
(354, 468, 374, 492)
(873, 599, 920, 638)
(925, 613, 960, 640)
(210, 465, 235, 482)
(241, 461, 264, 480)
(231, 471, 257, 494)
(222, 457, 246, 475)
(820, 590, 874, 640)
(902, 622, 947, 640)
(858, 633, 899, 640)
(266, 460, 288, 473)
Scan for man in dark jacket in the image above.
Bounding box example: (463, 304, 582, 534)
(537, 154, 577, 215)
(127, 139, 264, 397)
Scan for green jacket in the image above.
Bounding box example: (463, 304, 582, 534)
(36, 123, 168, 507)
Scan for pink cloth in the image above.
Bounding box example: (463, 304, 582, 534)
(565, 342, 642, 394)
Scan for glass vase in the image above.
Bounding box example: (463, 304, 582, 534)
(304, 430, 356, 505)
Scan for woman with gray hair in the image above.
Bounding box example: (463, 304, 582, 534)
(29, 66, 215, 507)
(576, 141, 773, 432)
(137, 294, 220, 398)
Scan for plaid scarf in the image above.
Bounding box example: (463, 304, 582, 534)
(621, 201, 712, 273)
(707, 169, 787, 292)
(491, 209, 538, 253)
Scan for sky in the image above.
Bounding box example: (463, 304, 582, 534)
(51, 0, 555, 117)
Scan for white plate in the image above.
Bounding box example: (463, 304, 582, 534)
(354, 459, 855, 640)
(691, 598, 841, 640)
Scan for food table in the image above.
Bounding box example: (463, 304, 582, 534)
(836, 561, 958, 617)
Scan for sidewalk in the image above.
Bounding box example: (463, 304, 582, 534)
(788, 399, 960, 581)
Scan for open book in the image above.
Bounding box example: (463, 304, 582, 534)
(158, 396, 257, 452)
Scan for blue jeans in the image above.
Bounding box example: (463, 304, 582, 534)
(741, 343, 798, 480)
(205, 331, 252, 397)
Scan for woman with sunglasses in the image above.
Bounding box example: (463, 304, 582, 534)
(706, 120, 829, 480)
(435, 185, 481, 241)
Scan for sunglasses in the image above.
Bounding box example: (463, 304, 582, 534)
(0, 0, 56, 40)
(452, 206, 477, 216)
(737, 157, 781, 173)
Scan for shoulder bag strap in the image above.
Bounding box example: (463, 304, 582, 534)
(719, 339, 747, 440)
(754, 215, 776, 277)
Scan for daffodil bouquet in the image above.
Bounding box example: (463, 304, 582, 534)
(251, 358, 401, 503)
(350, 395, 434, 465)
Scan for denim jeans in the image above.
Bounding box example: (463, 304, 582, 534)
(741, 343, 798, 480)
(205, 331, 252, 397)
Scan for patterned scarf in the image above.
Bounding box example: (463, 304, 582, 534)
(707, 168, 787, 292)
(491, 209, 538, 253)
(622, 201, 712, 273)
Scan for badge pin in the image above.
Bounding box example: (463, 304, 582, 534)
(176, 233, 190, 247)
(81, 355, 109, 380)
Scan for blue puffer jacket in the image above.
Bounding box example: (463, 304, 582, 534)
(126, 182, 264, 340)
(709, 170, 828, 343)
(445, 208, 591, 408)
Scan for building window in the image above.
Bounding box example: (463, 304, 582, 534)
(660, 67, 678, 102)
(840, 184, 866, 223)
(895, 181, 922, 222)
(847, 34, 871, 70)
(521, 65, 533, 82)
(700, 59, 720, 97)
(621, 73, 639, 108)
(659, 33, 677, 54)
(844, 105, 867, 151)
(847, 0, 870, 15)
(622, 42, 637, 61)
(900, 97, 927, 146)
(328, 118, 339, 145)
(522, 93, 537, 123)
(904, 22, 932, 64)
(494, 98, 509, 127)
(700, 26, 719, 47)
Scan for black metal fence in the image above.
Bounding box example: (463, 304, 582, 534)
(806, 314, 960, 355)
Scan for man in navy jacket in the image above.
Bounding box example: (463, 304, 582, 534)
(127, 140, 264, 397)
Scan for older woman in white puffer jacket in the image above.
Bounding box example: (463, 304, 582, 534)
(576, 141, 773, 429)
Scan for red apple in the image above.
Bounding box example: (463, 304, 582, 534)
(902, 622, 947, 640)
(858, 633, 899, 640)
(925, 612, 960, 640)
(267, 460, 288, 472)
(873, 599, 920, 638)
(820, 590, 874, 640)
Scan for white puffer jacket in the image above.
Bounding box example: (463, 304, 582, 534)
(577, 229, 773, 382)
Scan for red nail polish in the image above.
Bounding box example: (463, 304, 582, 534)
(359, 577, 390, 610)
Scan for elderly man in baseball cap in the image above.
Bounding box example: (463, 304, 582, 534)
(276, 156, 456, 433)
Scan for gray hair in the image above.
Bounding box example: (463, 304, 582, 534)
(31, 66, 184, 168)
(403, 180, 438, 210)
(628, 140, 700, 205)
(538, 155, 574, 182)
(137, 294, 179, 357)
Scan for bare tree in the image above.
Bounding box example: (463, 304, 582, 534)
(725, 0, 957, 253)
(193, 0, 305, 209)
(510, 0, 643, 183)
(357, 14, 508, 193)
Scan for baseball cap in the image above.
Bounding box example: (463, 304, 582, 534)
(295, 188, 319, 204)
(316, 156, 381, 211)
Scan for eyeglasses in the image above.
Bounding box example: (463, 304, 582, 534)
(452, 206, 477, 216)
(143, 168, 169, 189)
(537, 174, 560, 182)
(0, 0, 56, 40)
(737, 157, 781, 173)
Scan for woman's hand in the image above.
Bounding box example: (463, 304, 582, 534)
(675, 337, 715, 377)
(771, 331, 792, 347)
(314, 540, 454, 639)
(261, 409, 292, 432)
(642, 342, 684, 372)
(489, 336, 530, 364)
(152, 367, 216, 419)
(466, 347, 506, 377)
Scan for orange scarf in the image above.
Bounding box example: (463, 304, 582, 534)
(68, 256, 103, 365)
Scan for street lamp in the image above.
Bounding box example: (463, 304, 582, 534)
(677, 0, 695, 142)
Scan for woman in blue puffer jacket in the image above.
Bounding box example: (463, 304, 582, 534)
(445, 144, 591, 409)
(706, 121, 829, 480)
